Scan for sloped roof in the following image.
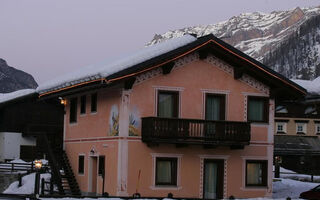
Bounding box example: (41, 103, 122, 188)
(37, 34, 306, 98)
(0, 89, 36, 105)
(37, 35, 197, 95)
(292, 77, 320, 95)
(275, 135, 320, 156)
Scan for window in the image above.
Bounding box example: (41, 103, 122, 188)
(78, 155, 84, 174)
(296, 123, 306, 134)
(157, 91, 179, 118)
(248, 97, 269, 123)
(246, 160, 267, 187)
(70, 97, 78, 123)
(276, 122, 287, 134)
(155, 157, 177, 186)
(205, 94, 225, 120)
(80, 95, 86, 114)
(91, 93, 97, 112)
(98, 156, 105, 176)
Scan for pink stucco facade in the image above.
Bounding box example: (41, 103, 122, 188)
(63, 53, 274, 198)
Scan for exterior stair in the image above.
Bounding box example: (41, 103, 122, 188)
(37, 134, 81, 196)
(59, 150, 81, 195)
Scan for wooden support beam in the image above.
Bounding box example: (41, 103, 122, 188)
(161, 62, 175, 75)
(199, 50, 208, 60)
(270, 88, 284, 98)
(234, 67, 244, 79)
(230, 144, 245, 149)
(124, 77, 136, 90)
(203, 144, 217, 149)
(176, 143, 188, 148)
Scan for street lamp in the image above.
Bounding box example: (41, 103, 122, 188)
(35, 160, 43, 170)
(34, 160, 43, 198)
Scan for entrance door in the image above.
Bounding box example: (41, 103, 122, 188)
(203, 159, 224, 199)
(90, 156, 98, 193)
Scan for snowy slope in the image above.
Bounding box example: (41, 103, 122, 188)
(148, 6, 320, 80)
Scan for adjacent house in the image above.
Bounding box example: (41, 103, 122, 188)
(0, 89, 64, 161)
(37, 34, 306, 199)
(274, 77, 320, 176)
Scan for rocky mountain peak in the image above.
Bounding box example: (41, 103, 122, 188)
(148, 6, 320, 80)
(0, 59, 38, 93)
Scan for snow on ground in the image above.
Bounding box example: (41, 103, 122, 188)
(3, 173, 51, 194)
(3, 166, 320, 199)
(0, 159, 49, 174)
(273, 178, 318, 199)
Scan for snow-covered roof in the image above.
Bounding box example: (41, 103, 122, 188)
(0, 89, 36, 104)
(36, 34, 197, 94)
(292, 76, 320, 95)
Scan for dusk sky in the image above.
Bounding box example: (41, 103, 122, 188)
(1, 0, 319, 84)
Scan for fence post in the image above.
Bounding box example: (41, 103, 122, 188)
(18, 173, 22, 187)
(50, 178, 53, 194)
(41, 178, 45, 195)
(11, 163, 14, 172)
(31, 162, 34, 172)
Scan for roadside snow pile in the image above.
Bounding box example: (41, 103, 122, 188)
(3, 173, 51, 194)
(0, 89, 35, 104)
(273, 178, 318, 199)
(274, 166, 320, 182)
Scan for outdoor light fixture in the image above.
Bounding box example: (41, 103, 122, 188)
(34, 160, 43, 170)
(59, 97, 67, 105)
(275, 156, 282, 164)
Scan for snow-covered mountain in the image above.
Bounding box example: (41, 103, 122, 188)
(148, 6, 320, 80)
(0, 59, 38, 93)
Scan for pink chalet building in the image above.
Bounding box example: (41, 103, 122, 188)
(38, 34, 306, 199)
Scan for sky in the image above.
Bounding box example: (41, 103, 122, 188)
(0, 0, 319, 84)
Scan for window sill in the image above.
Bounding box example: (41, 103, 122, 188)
(80, 113, 87, 117)
(78, 173, 84, 176)
(276, 131, 286, 134)
(90, 111, 97, 115)
(150, 185, 182, 190)
(241, 186, 268, 191)
(296, 132, 306, 135)
(69, 122, 78, 126)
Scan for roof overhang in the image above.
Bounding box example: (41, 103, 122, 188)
(39, 34, 307, 99)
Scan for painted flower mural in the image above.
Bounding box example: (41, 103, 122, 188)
(109, 105, 119, 136)
(129, 106, 140, 136)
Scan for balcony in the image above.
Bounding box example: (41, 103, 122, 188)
(141, 117, 251, 148)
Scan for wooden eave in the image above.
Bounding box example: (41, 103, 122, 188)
(39, 34, 307, 99)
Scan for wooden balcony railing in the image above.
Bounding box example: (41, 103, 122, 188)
(142, 117, 251, 147)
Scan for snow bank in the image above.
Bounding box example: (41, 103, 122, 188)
(292, 76, 320, 94)
(3, 173, 51, 194)
(36, 35, 196, 94)
(0, 89, 35, 104)
(273, 178, 318, 199)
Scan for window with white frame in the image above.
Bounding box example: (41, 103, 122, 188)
(276, 122, 287, 134)
(151, 154, 181, 188)
(155, 157, 177, 186)
(296, 123, 307, 134)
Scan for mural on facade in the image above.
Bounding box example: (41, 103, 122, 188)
(109, 105, 119, 136)
(129, 106, 140, 136)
